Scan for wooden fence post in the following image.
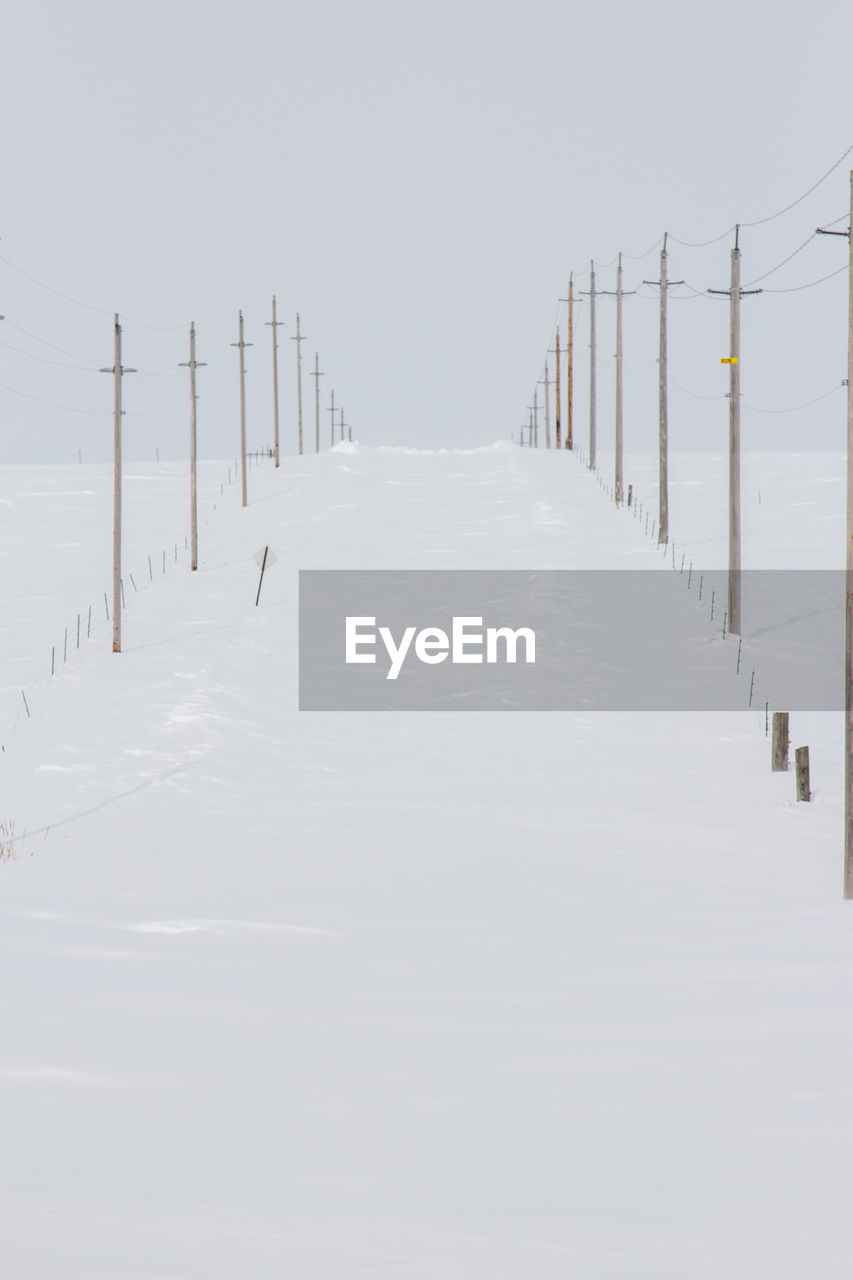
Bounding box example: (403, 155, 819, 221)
(771, 712, 789, 772)
(795, 747, 811, 802)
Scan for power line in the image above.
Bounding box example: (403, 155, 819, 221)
(0, 250, 267, 332)
(668, 377, 726, 402)
(761, 263, 848, 294)
(743, 383, 844, 414)
(0, 338, 102, 371)
(0, 379, 110, 415)
(3, 318, 101, 365)
(668, 224, 736, 250)
(0, 253, 116, 317)
(743, 231, 818, 286)
(669, 143, 853, 247)
(620, 234, 665, 261)
(740, 143, 853, 228)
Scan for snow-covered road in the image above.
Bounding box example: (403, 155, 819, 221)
(1, 443, 850, 1278)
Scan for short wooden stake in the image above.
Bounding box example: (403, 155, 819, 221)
(772, 712, 789, 771)
(76, 614, 80, 649)
(627, 484, 633, 507)
(87, 605, 92, 639)
(104, 592, 109, 620)
(51, 647, 55, 675)
(21, 690, 30, 718)
(795, 746, 811, 801)
(255, 546, 270, 607)
(148, 556, 153, 581)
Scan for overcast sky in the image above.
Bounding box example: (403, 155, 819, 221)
(0, 0, 850, 462)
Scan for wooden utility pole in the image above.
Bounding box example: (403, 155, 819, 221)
(310, 352, 324, 452)
(659, 244, 669, 541)
(567, 275, 574, 449)
(100, 315, 136, 653)
(231, 312, 253, 508)
(846, 176, 853, 890)
(265, 296, 284, 467)
(179, 323, 206, 572)
(818, 173, 853, 895)
(339, 405, 346, 442)
(644, 235, 682, 543)
(728, 243, 741, 633)
(553, 330, 561, 448)
(291, 313, 305, 455)
(597, 257, 636, 505)
(615, 255, 623, 503)
(583, 263, 596, 468)
(709, 229, 761, 636)
(538, 363, 551, 448)
(531, 389, 539, 448)
(328, 388, 336, 446)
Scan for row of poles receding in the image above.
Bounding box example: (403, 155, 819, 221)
(103, 296, 353, 656)
(524, 176, 853, 897)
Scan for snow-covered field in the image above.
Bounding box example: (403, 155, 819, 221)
(1, 442, 851, 1278)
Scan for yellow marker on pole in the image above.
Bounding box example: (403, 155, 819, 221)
(720, 356, 738, 364)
